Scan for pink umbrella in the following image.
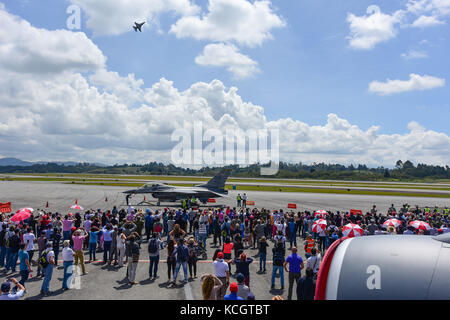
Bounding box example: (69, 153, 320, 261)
(69, 204, 84, 210)
(315, 210, 328, 217)
(383, 219, 402, 228)
(409, 220, 431, 231)
(342, 223, 364, 238)
(10, 208, 33, 223)
(312, 219, 327, 233)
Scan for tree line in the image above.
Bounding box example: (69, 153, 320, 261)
(0, 160, 449, 181)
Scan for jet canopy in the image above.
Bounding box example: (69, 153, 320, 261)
(141, 182, 166, 189)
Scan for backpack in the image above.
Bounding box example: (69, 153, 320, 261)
(273, 250, 284, 266)
(148, 239, 158, 254)
(154, 223, 162, 233)
(178, 245, 189, 262)
(38, 249, 49, 268)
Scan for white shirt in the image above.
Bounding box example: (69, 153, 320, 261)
(0, 290, 24, 300)
(62, 247, 74, 262)
(23, 233, 35, 251)
(213, 259, 229, 277)
(306, 254, 322, 273)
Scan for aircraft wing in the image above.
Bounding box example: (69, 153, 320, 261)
(157, 189, 199, 194)
(206, 190, 229, 198)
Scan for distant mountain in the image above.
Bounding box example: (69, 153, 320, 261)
(0, 158, 33, 166)
(0, 158, 105, 167)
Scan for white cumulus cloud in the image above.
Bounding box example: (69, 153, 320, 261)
(195, 43, 260, 79)
(346, 5, 405, 50)
(169, 0, 286, 47)
(0, 5, 106, 74)
(70, 0, 201, 36)
(369, 74, 445, 95)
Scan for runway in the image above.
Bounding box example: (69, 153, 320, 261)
(0, 180, 448, 301)
(0, 181, 448, 214)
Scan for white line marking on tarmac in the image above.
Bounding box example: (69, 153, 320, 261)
(184, 282, 194, 300)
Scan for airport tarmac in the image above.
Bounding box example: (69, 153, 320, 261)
(0, 181, 448, 214)
(0, 180, 448, 300)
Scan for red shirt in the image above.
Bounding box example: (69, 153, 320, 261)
(223, 243, 234, 254)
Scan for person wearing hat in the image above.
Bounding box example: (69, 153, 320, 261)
(0, 278, 25, 300)
(224, 282, 244, 300)
(213, 252, 230, 300)
(40, 242, 55, 296)
(236, 273, 250, 300)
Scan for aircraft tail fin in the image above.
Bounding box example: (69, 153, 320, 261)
(200, 169, 231, 189)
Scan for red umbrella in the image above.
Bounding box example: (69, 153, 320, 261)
(312, 219, 327, 233)
(69, 204, 84, 210)
(342, 223, 364, 238)
(383, 219, 402, 228)
(315, 210, 328, 217)
(409, 220, 431, 231)
(10, 208, 33, 223)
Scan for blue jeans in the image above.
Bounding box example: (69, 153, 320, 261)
(259, 252, 266, 271)
(198, 233, 207, 248)
(0, 246, 6, 266)
(289, 234, 297, 248)
(272, 265, 284, 287)
(6, 250, 18, 271)
(63, 231, 71, 241)
(63, 261, 73, 289)
(173, 261, 188, 282)
(103, 241, 111, 262)
(53, 247, 59, 266)
(41, 264, 54, 293)
(19, 269, 29, 287)
(149, 255, 159, 277)
(89, 242, 97, 260)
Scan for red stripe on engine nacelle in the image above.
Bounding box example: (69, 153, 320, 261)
(314, 236, 349, 300)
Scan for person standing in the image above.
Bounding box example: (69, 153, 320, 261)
(148, 233, 162, 279)
(303, 233, 315, 259)
(258, 237, 269, 273)
(242, 193, 247, 208)
(40, 242, 55, 296)
(172, 239, 189, 285)
(88, 227, 99, 262)
(201, 274, 223, 300)
(271, 242, 285, 290)
(101, 225, 113, 264)
(62, 215, 73, 241)
(297, 268, 316, 300)
(116, 228, 126, 267)
(233, 253, 253, 287)
(187, 238, 198, 279)
(18, 243, 32, 290)
(224, 282, 244, 300)
(284, 247, 304, 300)
(5, 229, 20, 273)
(166, 239, 177, 282)
(237, 194, 242, 208)
(62, 240, 74, 290)
(0, 225, 7, 267)
(23, 227, 36, 265)
(51, 228, 61, 267)
(72, 228, 87, 275)
(213, 252, 230, 300)
(109, 226, 118, 265)
(306, 248, 321, 279)
(127, 235, 140, 285)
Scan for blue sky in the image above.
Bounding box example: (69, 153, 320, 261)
(0, 0, 449, 166)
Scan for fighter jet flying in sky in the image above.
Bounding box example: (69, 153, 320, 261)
(133, 22, 145, 32)
(123, 169, 231, 206)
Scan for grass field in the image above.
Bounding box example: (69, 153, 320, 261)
(2, 175, 450, 192)
(55, 181, 450, 199)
